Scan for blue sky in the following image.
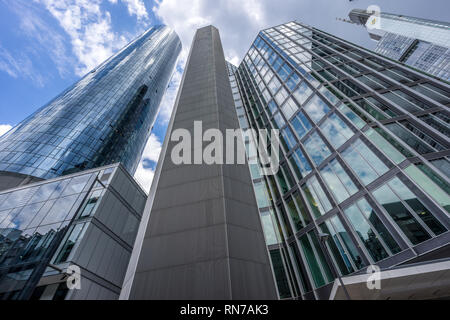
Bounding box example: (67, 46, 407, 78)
(0, 0, 448, 191)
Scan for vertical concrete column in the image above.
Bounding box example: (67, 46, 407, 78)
(121, 26, 277, 300)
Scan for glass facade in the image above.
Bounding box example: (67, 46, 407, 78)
(349, 9, 450, 81)
(233, 21, 450, 299)
(0, 26, 181, 180)
(0, 163, 146, 300)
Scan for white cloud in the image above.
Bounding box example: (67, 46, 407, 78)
(37, 0, 130, 76)
(122, 0, 149, 20)
(134, 162, 155, 194)
(134, 133, 163, 192)
(0, 124, 13, 137)
(141, 133, 163, 163)
(152, 0, 272, 65)
(108, 0, 149, 20)
(0, 46, 45, 86)
(157, 60, 184, 123)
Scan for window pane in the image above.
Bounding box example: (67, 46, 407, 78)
(273, 112, 285, 129)
(302, 175, 332, 218)
(269, 249, 292, 298)
(290, 111, 312, 139)
(319, 221, 354, 275)
(294, 193, 311, 225)
(286, 197, 303, 231)
(304, 95, 330, 123)
(342, 139, 389, 185)
(275, 87, 289, 105)
(40, 194, 79, 225)
(286, 73, 300, 91)
(267, 100, 278, 115)
(300, 235, 325, 288)
(303, 132, 331, 166)
(330, 216, 365, 269)
(281, 98, 298, 119)
(385, 123, 436, 154)
(55, 223, 85, 264)
(372, 184, 431, 245)
(292, 147, 312, 178)
(281, 127, 297, 150)
(388, 177, 446, 235)
(404, 165, 450, 214)
(320, 159, 358, 203)
(254, 182, 270, 208)
(293, 81, 313, 105)
(344, 204, 390, 262)
(261, 210, 279, 245)
(356, 198, 401, 254)
(319, 113, 354, 148)
(309, 231, 334, 282)
(338, 103, 366, 129)
(365, 128, 408, 164)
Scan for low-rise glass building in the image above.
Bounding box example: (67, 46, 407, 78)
(0, 163, 146, 300)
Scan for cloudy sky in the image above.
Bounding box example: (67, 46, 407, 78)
(0, 0, 448, 191)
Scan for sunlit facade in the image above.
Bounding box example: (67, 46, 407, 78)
(349, 9, 450, 81)
(0, 25, 181, 183)
(234, 21, 450, 299)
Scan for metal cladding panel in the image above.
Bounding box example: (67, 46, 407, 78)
(123, 26, 277, 300)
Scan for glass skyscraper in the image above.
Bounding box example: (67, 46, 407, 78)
(233, 21, 450, 299)
(0, 25, 181, 187)
(348, 9, 450, 81)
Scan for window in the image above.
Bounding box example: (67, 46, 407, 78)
(365, 127, 410, 164)
(261, 210, 279, 245)
(303, 95, 330, 123)
(286, 73, 300, 91)
(80, 190, 103, 218)
(286, 197, 303, 231)
(278, 63, 293, 80)
(40, 194, 79, 226)
(320, 215, 365, 274)
(254, 182, 270, 208)
(345, 204, 389, 262)
(385, 122, 437, 154)
(320, 159, 358, 203)
(268, 76, 282, 95)
(319, 86, 340, 105)
(273, 112, 286, 129)
(404, 164, 450, 214)
(275, 87, 289, 105)
(290, 147, 312, 179)
(269, 249, 292, 298)
(267, 100, 278, 115)
(302, 175, 332, 218)
(280, 98, 298, 120)
(290, 111, 312, 139)
(346, 198, 401, 256)
(303, 132, 331, 166)
(294, 193, 311, 226)
(319, 113, 354, 148)
(292, 81, 313, 105)
(372, 177, 447, 245)
(299, 232, 333, 288)
(341, 139, 389, 185)
(338, 103, 366, 129)
(281, 127, 297, 150)
(54, 223, 86, 264)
